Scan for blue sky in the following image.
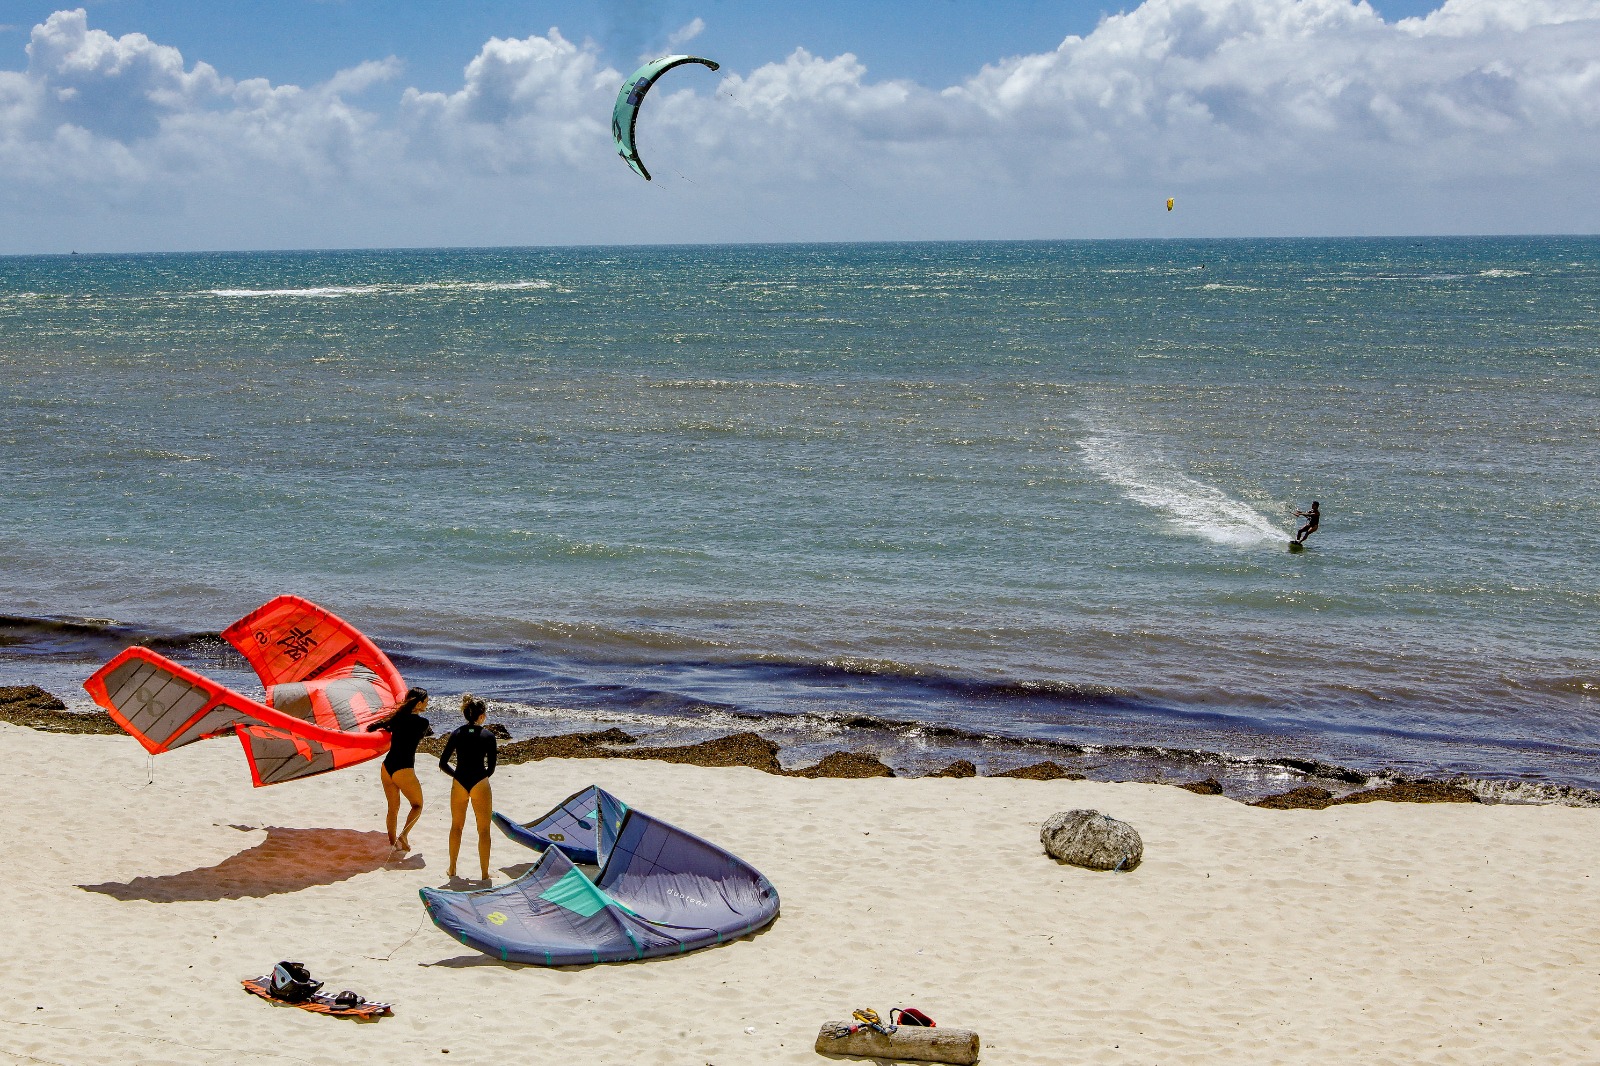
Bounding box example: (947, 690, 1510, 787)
(0, 1, 1596, 251)
(1, 1, 1446, 90)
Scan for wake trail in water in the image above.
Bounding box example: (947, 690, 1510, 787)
(1080, 428, 1284, 547)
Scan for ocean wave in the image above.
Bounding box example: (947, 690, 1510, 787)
(1477, 268, 1531, 278)
(428, 525, 703, 561)
(820, 656, 1124, 702)
(478, 694, 1600, 805)
(1514, 675, 1600, 698)
(125, 447, 214, 463)
(646, 379, 810, 390)
(1078, 425, 1285, 547)
(203, 279, 554, 298)
(208, 285, 382, 298)
(1446, 776, 1600, 807)
(10, 609, 1599, 804)
(0, 614, 228, 661)
(1311, 272, 1468, 283)
(480, 694, 1391, 795)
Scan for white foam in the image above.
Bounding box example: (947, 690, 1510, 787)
(207, 285, 381, 297)
(204, 279, 554, 298)
(412, 280, 554, 292)
(1477, 268, 1530, 278)
(1080, 428, 1284, 547)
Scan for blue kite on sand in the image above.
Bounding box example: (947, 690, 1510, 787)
(488, 784, 622, 866)
(420, 787, 779, 965)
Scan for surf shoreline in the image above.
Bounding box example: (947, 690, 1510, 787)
(3, 600, 1597, 807)
(5, 683, 1591, 810)
(3, 597, 1594, 806)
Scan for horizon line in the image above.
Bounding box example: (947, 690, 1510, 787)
(6, 231, 1599, 259)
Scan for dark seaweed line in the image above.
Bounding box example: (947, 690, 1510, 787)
(7, 612, 1597, 805)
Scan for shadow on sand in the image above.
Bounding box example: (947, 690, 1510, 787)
(79, 826, 417, 902)
(419, 921, 777, 971)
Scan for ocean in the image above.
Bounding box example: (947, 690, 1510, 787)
(1, 238, 1596, 800)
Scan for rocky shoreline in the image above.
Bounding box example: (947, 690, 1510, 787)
(1, 684, 1482, 807)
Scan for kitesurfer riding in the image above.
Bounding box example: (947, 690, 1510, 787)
(368, 687, 432, 853)
(1294, 501, 1321, 544)
(439, 694, 499, 882)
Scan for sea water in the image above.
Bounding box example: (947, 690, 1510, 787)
(1, 239, 1596, 798)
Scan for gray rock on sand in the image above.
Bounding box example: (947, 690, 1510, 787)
(1040, 809, 1143, 872)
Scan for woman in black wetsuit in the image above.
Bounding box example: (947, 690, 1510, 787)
(367, 687, 433, 853)
(439, 694, 498, 881)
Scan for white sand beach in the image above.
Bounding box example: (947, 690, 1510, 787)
(1, 721, 1596, 1065)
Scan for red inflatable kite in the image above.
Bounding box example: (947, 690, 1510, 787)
(84, 596, 404, 786)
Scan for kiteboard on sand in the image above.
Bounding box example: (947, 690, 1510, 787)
(242, 976, 391, 1018)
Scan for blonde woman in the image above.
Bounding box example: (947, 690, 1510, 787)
(438, 694, 498, 881)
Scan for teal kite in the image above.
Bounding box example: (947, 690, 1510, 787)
(612, 55, 720, 181)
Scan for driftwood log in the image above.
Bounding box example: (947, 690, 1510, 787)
(814, 1022, 980, 1064)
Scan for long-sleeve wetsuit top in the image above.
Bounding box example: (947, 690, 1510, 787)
(369, 711, 433, 774)
(439, 723, 498, 790)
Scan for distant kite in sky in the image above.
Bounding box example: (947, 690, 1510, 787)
(1167, 198, 1175, 212)
(612, 55, 720, 181)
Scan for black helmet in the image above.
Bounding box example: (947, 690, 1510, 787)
(269, 961, 322, 1003)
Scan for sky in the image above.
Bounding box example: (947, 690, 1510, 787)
(0, 0, 1597, 252)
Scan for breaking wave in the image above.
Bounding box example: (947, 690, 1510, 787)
(204, 280, 554, 298)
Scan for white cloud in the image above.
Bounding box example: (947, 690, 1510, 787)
(667, 18, 706, 48)
(399, 28, 616, 173)
(938, 0, 1600, 186)
(1398, 0, 1600, 35)
(1, 0, 1598, 250)
(22, 8, 229, 139)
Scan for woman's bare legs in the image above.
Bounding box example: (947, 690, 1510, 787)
(390, 768, 424, 851)
(470, 779, 493, 880)
(381, 766, 401, 846)
(447, 780, 468, 878)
